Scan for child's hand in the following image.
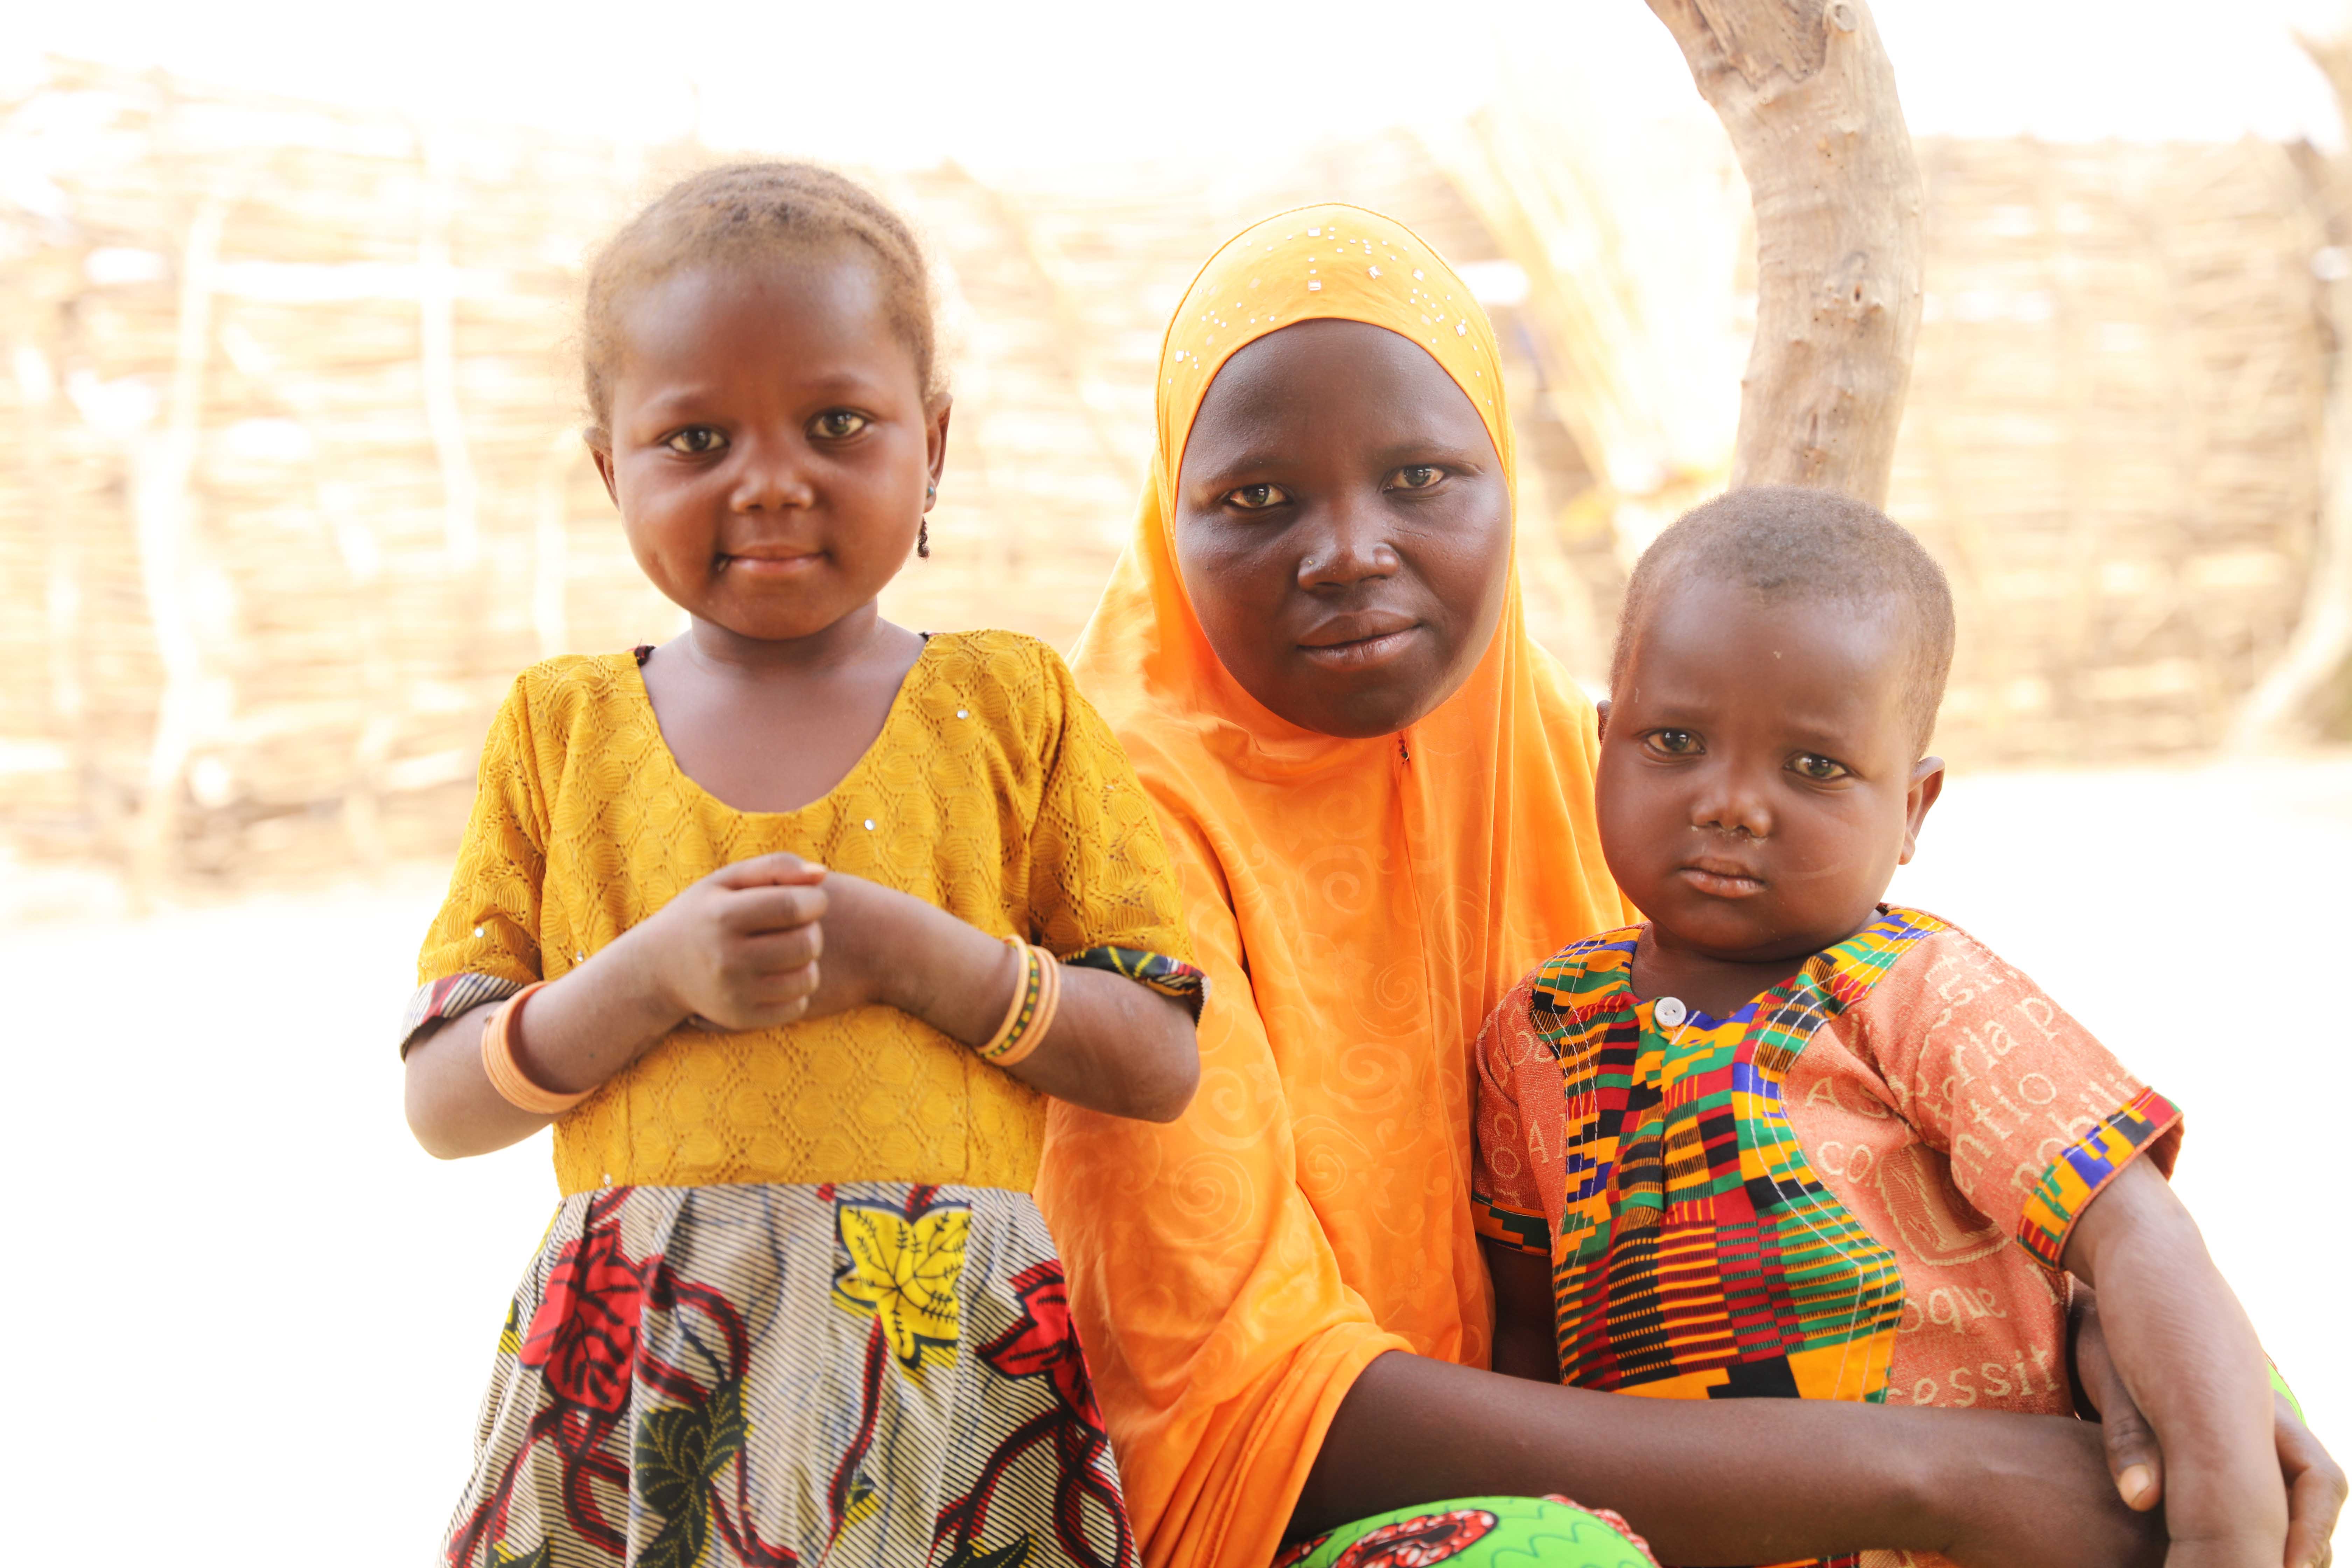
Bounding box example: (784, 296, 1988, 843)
(638, 852, 829, 1032)
(2075, 1285, 2344, 1568)
(790, 869, 929, 1021)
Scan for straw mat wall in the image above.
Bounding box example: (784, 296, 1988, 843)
(0, 59, 2329, 896)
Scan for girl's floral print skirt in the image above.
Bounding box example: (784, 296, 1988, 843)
(443, 1181, 1134, 1568)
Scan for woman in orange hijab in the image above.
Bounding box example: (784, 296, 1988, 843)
(1036, 208, 2170, 1568)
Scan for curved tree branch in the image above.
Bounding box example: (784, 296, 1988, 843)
(1646, 0, 1923, 506)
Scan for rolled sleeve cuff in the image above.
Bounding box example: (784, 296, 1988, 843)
(2016, 1086, 2184, 1269)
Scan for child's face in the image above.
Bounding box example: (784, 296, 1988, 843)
(593, 253, 947, 644)
(1172, 319, 1513, 738)
(1598, 576, 1944, 964)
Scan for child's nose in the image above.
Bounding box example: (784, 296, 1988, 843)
(1692, 766, 1774, 839)
(728, 442, 816, 512)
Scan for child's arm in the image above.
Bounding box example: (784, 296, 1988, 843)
(404, 852, 828, 1157)
(798, 872, 1198, 1122)
(1485, 1238, 1562, 1382)
(2074, 1283, 2346, 1568)
(2064, 1159, 2288, 1568)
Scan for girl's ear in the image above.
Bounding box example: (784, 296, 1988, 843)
(588, 432, 620, 508)
(1898, 757, 1946, 865)
(1594, 698, 1611, 743)
(925, 397, 953, 498)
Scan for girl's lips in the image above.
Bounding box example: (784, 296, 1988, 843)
(723, 552, 823, 578)
(1677, 864, 1768, 898)
(1297, 624, 1422, 670)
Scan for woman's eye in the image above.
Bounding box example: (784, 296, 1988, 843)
(664, 426, 726, 455)
(1391, 464, 1445, 491)
(1224, 483, 1289, 511)
(811, 410, 870, 440)
(1791, 753, 1850, 782)
(1647, 729, 1701, 756)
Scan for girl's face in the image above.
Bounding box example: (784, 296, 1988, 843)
(1172, 319, 1513, 738)
(592, 252, 948, 645)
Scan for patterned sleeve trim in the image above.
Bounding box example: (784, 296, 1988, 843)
(2016, 1086, 2184, 1269)
(398, 972, 526, 1059)
(1472, 1190, 1552, 1257)
(1061, 945, 1209, 1021)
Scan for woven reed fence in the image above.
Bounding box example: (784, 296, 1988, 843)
(0, 58, 2331, 897)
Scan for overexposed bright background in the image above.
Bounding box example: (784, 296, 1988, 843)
(4, 2, 2348, 1563)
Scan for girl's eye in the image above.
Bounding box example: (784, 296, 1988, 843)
(1647, 729, 1701, 756)
(664, 426, 726, 455)
(1390, 464, 1445, 491)
(811, 410, 870, 440)
(1224, 483, 1290, 511)
(1791, 753, 1850, 782)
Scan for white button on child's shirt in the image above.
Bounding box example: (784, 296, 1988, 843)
(1654, 995, 1688, 1028)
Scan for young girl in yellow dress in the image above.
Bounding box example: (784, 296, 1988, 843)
(398, 163, 1203, 1568)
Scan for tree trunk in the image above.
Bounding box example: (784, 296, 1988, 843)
(2233, 28, 2352, 749)
(1646, 0, 1923, 507)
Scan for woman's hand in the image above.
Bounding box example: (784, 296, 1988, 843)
(2075, 1286, 2344, 1568)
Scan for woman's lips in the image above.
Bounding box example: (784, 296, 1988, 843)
(1677, 861, 1768, 898)
(1297, 615, 1421, 670)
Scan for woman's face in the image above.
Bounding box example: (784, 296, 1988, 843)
(1172, 319, 1513, 738)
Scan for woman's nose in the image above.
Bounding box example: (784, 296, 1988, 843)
(1296, 492, 1401, 590)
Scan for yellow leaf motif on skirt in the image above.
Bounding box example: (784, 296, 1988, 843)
(831, 1200, 971, 1374)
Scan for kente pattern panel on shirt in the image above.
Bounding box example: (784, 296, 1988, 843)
(1525, 909, 1942, 1407)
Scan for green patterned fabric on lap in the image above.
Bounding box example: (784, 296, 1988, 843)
(1275, 1496, 1657, 1568)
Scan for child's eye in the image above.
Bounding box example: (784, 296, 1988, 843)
(811, 410, 870, 440)
(1646, 729, 1702, 757)
(1224, 483, 1290, 511)
(664, 426, 727, 455)
(1389, 464, 1446, 491)
(1790, 753, 1850, 782)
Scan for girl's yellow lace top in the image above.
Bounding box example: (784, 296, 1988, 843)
(403, 631, 1201, 1197)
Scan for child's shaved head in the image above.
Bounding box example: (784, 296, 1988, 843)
(1612, 486, 1956, 755)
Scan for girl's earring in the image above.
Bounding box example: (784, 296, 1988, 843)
(919, 481, 936, 559)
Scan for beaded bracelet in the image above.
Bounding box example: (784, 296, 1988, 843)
(480, 982, 596, 1116)
(976, 937, 1062, 1068)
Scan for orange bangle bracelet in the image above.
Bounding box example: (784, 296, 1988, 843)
(480, 982, 595, 1116)
(989, 945, 1062, 1069)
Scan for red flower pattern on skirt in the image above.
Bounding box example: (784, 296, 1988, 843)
(520, 1217, 651, 1415)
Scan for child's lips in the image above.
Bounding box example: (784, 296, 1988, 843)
(723, 550, 823, 578)
(1677, 860, 1768, 897)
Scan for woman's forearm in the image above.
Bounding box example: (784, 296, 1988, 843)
(1295, 1351, 2161, 1567)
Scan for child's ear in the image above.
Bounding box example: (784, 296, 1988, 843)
(925, 396, 954, 498)
(587, 433, 620, 509)
(1898, 757, 1946, 866)
(1594, 698, 1611, 743)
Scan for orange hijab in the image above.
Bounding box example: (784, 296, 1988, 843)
(1037, 207, 1626, 1568)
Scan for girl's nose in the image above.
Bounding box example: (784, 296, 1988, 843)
(1297, 491, 1401, 590)
(728, 444, 816, 512)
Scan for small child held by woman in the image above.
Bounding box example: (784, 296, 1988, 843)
(399, 163, 1202, 1568)
(1476, 486, 2291, 1567)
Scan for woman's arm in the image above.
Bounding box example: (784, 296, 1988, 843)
(404, 852, 827, 1157)
(808, 872, 1198, 1122)
(1298, 1351, 2165, 1568)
